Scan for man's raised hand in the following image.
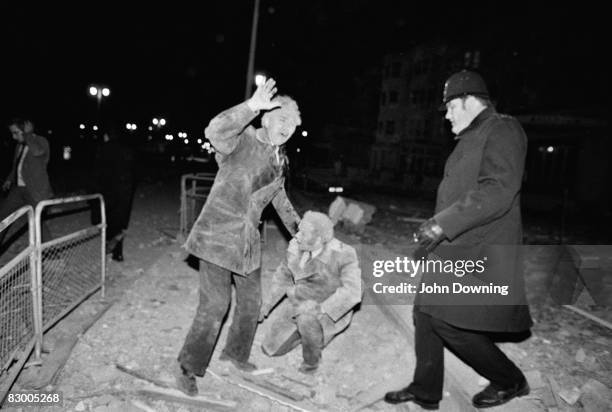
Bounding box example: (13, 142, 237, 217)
(247, 78, 281, 112)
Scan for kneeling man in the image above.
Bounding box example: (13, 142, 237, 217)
(260, 211, 361, 373)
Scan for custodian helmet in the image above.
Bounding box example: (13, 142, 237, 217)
(440, 70, 489, 110)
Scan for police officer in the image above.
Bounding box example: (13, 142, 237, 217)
(385, 70, 532, 410)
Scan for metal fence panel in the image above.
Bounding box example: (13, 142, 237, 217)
(179, 173, 216, 242)
(35, 194, 106, 332)
(0, 206, 38, 403)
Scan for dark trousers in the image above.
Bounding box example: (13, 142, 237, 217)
(178, 260, 261, 376)
(409, 311, 525, 402)
(0, 186, 50, 244)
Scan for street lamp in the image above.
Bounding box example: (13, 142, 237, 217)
(245, 0, 261, 99)
(89, 85, 110, 123)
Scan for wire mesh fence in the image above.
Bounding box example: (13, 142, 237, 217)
(179, 173, 216, 242)
(0, 258, 34, 371)
(0, 195, 106, 403)
(40, 229, 103, 327)
(0, 206, 38, 399)
(36, 195, 106, 331)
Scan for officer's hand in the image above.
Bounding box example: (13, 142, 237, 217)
(2, 180, 11, 191)
(247, 78, 282, 112)
(412, 218, 445, 258)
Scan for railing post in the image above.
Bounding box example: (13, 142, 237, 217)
(33, 204, 44, 361)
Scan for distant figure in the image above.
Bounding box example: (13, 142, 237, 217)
(176, 78, 302, 396)
(1, 118, 52, 244)
(91, 126, 136, 262)
(260, 211, 362, 374)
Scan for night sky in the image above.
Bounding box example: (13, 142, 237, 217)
(0, 2, 607, 138)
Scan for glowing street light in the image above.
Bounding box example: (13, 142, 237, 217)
(88, 84, 111, 122)
(301, 130, 308, 137)
(152, 118, 166, 128)
(79, 124, 85, 130)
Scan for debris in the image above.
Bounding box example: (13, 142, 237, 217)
(546, 376, 563, 409)
(207, 368, 314, 412)
(115, 363, 172, 389)
(397, 216, 427, 224)
(524, 370, 545, 389)
(75, 401, 86, 411)
(328, 196, 376, 232)
(580, 379, 612, 412)
(313, 385, 336, 405)
(138, 385, 237, 410)
(131, 399, 157, 412)
(563, 305, 612, 330)
(251, 367, 275, 376)
(558, 387, 581, 405)
(281, 374, 315, 389)
(575, 348, 586, 363)
(242, 374, 306, 401)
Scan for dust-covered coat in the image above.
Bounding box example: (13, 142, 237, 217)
(415, 107, 533, 332)
(184, 102, 301, 275)
(265, 238, 362, 338)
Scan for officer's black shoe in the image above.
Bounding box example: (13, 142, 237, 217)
(472, 378, 529, 408)
(384, 386, 439, 410)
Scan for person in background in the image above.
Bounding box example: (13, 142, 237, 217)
(91, 124, 136, 261)
(1, 118, 52, 244)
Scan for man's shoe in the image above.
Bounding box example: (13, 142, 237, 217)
(176, 366, 198, 396)
(298, 362, 318, 374)
(219, 352, 257, 372)
(111, 239, 124, 262)
(472, 379, 530, 408)
(384, 386, 439, 410)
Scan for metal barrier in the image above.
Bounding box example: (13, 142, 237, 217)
(179, 173, 216, 242)
(0, 206, 40, 401)
(35, 195, 106, 332)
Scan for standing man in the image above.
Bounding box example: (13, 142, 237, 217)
(384, 70, 532, 410)
(1, 118, 52, 243)
(91, 125, 137, 262)
(176, 78, 302, 396)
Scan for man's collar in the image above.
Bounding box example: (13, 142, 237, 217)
(455, 106, 496, 139)
(287, 238, 339, 265)
(256, 128, 271, 145)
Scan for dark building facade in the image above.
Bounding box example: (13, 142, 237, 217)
(370, 44, 483, 193)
